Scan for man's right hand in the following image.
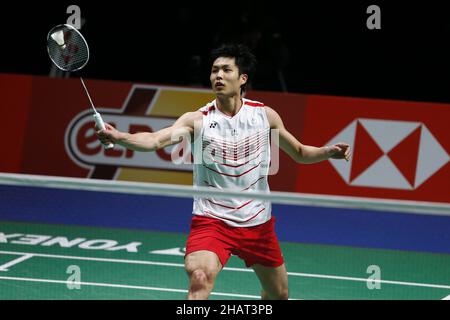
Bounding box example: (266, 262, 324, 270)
(95, 123, 123, 145)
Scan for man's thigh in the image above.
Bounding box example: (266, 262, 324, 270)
(185, 250, 222, 278)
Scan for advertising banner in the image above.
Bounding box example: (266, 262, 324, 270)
(1, 73, 449, 204)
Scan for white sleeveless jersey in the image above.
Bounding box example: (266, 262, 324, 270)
(192, 98, 272, 227)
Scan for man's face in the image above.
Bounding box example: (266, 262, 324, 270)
(210, 57, 248, 97)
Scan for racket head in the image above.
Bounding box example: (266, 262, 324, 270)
(47, 24, 90, 72)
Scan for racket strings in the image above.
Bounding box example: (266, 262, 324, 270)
(47, 25, 89, 72)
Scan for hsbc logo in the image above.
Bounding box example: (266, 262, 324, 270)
(327, 118, 450, 190)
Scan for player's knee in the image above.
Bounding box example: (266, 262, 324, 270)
(268, 287, 289, 300)
(190, 269, 212, 287)
(277, 288, 289, 300)
(261, 289, 269, 300)
(191, 269, 207, 282)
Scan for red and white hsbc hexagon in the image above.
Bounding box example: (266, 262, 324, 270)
(295, 95, 450, 203)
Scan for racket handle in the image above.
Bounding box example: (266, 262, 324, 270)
(93, 112, 114, 150)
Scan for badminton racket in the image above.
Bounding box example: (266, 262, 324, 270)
(47, 24, 114, 149)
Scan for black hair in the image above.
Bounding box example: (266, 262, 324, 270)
(210, 43, 257, 93)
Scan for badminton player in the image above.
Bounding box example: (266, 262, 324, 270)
(96, 44, 351, 300)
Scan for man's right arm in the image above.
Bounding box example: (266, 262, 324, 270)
(96, 111, 202, 152)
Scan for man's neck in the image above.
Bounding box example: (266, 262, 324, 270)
(216, 95, 243, 117)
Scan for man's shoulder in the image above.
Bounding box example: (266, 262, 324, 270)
(243, 98, 265, 108)
(261, 105, 282, 128)
(175, 110, 204, 129)
(182, 110, 204, 120)
(198, 102, 216, 115)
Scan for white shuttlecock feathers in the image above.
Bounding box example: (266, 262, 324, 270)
(51, 30, 66, 49)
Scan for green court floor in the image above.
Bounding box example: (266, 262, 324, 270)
(1, 221, 449, 300)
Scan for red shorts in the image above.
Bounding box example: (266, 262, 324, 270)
(185, 215, 284, 268)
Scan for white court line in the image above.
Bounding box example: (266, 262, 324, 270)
(0, 254, 33, 271)
(1, 250, 450, 290)
(442, 295, 450, 300)
(287, 271, 450, 290)
(0, 276, 261, 299)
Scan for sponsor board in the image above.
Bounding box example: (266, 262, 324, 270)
(297, 96, 450, 202)
(1, 74, 449, 203)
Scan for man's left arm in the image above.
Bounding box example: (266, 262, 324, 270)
(265, 106, 351, 164)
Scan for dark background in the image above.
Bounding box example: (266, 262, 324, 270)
(1, 1, 450, 103)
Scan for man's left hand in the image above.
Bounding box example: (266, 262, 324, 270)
(327, 143, 351, 161)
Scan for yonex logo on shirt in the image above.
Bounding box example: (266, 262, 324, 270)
(210, 121, 218, 128)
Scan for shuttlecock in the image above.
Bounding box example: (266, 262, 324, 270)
(51, 30, 66, 49)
